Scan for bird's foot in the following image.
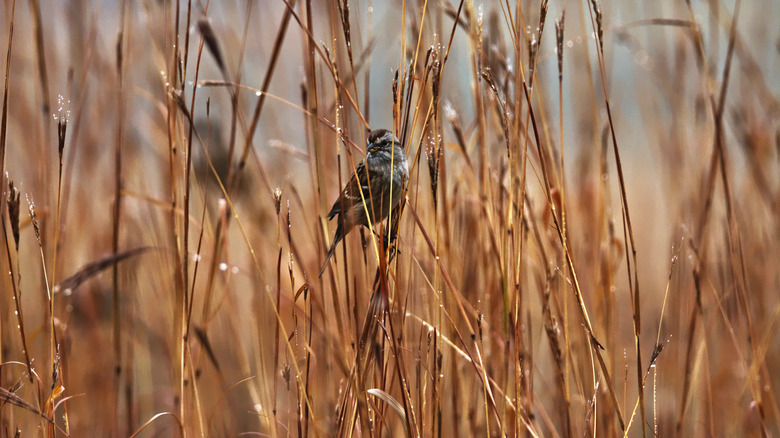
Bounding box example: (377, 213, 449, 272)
(383, 235, 400, 258)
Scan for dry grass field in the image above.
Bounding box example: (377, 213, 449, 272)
(0, 0, 778, 436)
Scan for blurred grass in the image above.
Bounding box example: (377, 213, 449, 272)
(0, 0, 779, 436)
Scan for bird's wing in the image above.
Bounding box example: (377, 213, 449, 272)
(327, 159, 369, 220)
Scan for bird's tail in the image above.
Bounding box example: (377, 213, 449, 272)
(319, 229, 342, 278)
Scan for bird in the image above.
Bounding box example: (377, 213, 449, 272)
(319, 129, 408, 277)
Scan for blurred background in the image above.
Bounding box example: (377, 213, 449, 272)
(0, 0, 778, 436)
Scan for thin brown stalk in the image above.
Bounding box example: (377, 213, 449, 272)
(111, 3, 128, 433)
(585, 0, 645, 433)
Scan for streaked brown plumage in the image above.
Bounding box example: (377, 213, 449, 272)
(319, 129, 408, 277)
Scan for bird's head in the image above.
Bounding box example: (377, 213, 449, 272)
(366, 129, 401, 156)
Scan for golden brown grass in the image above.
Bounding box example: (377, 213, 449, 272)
(0, 0, 778, 436)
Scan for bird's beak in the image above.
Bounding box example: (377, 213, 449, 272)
(367, 143, 378, 154)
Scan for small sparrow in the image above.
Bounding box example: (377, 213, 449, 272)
(319, 129, 408, 277)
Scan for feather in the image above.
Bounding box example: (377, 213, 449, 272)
(320, 129, 408, 277)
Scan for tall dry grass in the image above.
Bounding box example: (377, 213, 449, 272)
(0, 0, 778, 436)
